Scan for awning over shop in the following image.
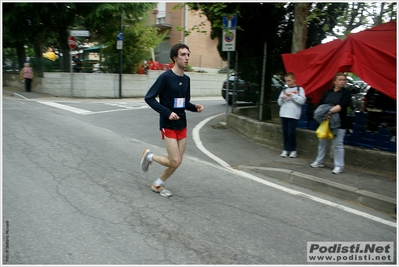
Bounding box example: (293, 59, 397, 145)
(82, 45, 104, 53)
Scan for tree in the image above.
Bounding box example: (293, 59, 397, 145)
(291, 3, 311, 53)
(314, 2, 397, 38)
(2, 3, 164, 75)
(101, 15, 167, 73)
(187, 2, 332, 119)
(187, 2, 396, 119)
(3, 3, 57, 73)
(78, 2, 167, 73)
(36, 3, 78, 72)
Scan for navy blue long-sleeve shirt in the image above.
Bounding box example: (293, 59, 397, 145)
(145, 70, 198, 130)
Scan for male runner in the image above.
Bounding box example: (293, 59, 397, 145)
(140, 43, 204, 197)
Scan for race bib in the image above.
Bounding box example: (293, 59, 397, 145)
(174, 98, 186, 108)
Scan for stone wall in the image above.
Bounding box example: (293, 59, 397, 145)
(3, 70, 226, 98)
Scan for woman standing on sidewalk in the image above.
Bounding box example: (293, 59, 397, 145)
(20, 63, 34, 92)
(310, 72, 352, 174)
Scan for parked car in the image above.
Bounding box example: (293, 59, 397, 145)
(221, 74, 286, 104)
(345, 76, 371, 114)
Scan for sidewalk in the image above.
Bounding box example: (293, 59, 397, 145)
(202, 114, 397, 216)
(3, 86, 54, 99)
(3, 86, 397, 215)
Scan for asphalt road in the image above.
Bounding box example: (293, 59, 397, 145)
(2, 96, 396, 265)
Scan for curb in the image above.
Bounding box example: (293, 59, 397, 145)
(240, 166, 396, 215)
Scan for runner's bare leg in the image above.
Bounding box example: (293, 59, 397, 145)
(152, 137, 187, 182)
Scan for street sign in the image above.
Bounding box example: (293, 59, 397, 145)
(117, 41, 123, 50)
(116, 32, 123, 50)
(222, 15, 237, 52)
(222, 29, 236, 51)
(68, 36, 76, 50)
(223, 14, 237, 29)
(117, 32, 124, 41)
(70, 30, 90, 37)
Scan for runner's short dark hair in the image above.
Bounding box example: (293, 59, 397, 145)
(170, 43, 190, 63)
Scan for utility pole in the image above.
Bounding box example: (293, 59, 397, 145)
(259, 42, 267, 121)
(222, 14, 237, 123)
(118, 11, 125, 99)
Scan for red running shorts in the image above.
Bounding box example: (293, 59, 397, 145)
(161, 127, 187, 140)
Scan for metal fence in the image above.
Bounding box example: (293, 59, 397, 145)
(222, 53, 286, 120)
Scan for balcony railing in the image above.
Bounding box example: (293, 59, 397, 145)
(153, 11, 174, 29)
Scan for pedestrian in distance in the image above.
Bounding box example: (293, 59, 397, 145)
(73, 54, 83, 72)
(277, 72, 306, 158)
(43, 46, 56, 62)
(140, 43, 204, 197)
(310, 72, 352, 174)
(19, 62, 34, 92)
(43, 46, 57, 71)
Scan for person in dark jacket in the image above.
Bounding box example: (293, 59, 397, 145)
(140, 44, 204, 197)
(310, 72, 352, 174)
(73, 54, 82, 72)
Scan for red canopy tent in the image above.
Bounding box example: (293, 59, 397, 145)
(281, 21, 397, 104)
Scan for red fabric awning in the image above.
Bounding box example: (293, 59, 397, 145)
(281, 21, 397, 103)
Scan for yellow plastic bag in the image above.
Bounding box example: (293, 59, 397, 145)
(315, 119, 334, 139)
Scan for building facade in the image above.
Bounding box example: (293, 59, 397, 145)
(148, 2, 226, 73)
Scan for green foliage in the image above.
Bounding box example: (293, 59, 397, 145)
(102, 18, 167, 73)
(2, 2, 163, 74)
(185, 2, 349, 119)
(186, 2, 230, 37)
(312, 2, 397, 39)
(73, 2, 158, 73)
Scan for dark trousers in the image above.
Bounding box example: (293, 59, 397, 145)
(281, 117, 298, 151)
(25, 78, 32, 92)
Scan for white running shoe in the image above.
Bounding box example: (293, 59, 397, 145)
(151, 184, 172, 197)
(280, 150, 288, 157)
(289, 151, 297, 158)
(140, 149, 152, 172)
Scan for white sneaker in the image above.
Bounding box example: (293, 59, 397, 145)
(310, 161, 324, 168)
(289, 151, 297, 158)
(280, 150, 288, 157)
(151, 184, 172, 197)
(332, 167, 343, 175)
(140, 149, 152, 172)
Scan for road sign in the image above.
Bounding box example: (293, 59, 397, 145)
(222, 15, 237, 51)
(223, 14, 237, 29)
(68, 36, 76, 50)
(116, 41, 123, 50)
(70, 30, 90, 37)
(116, 32, 123, 50)
(117, 32, 124, 41)
(222, 29, 236, 51)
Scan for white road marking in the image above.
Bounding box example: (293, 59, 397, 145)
(83, 106, 149, 115)
(37, 101, 92, 114)
(192, 114, 396, 228)
(36, 101, 149, 115)
(9, 92, 29, 100)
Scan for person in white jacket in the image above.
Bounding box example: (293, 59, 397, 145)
(277, 72, 306, 158)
